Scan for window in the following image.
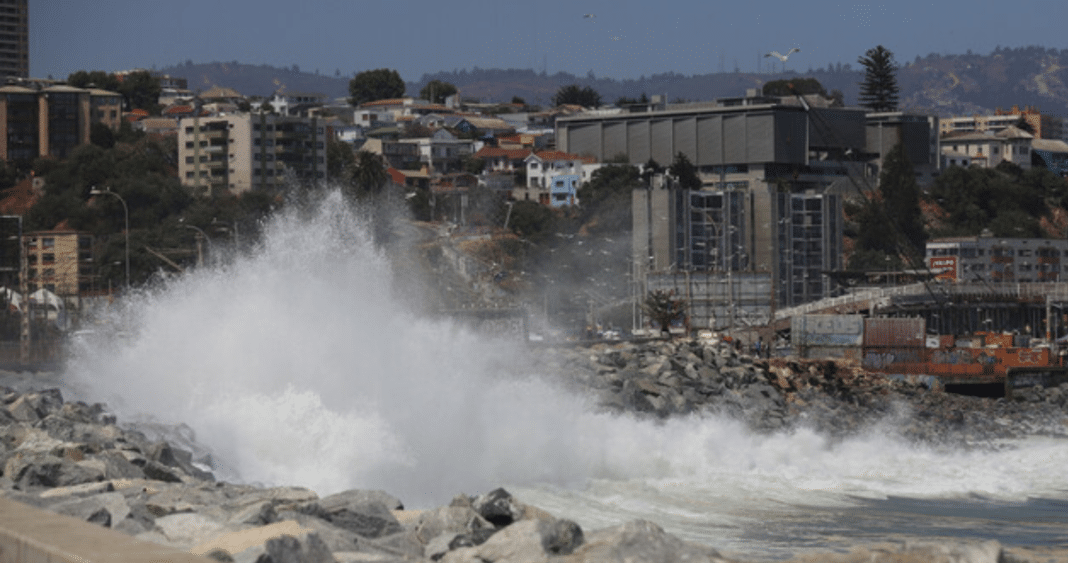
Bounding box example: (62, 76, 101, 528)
(42, 237, 54, 249)
(185, 156, 194, 163)
(41, 253, 54, 264)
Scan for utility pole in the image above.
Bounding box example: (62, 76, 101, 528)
(18, 219, 28, 365)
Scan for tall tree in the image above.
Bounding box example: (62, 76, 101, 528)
(553, 84, 601, 108)
(116, 70, 162, 113)
(878, 142, 926, 255)
(66, 70, 120, 91)
(419, 80, 457, 104)
(857, 45, 899, 112)
(348, 69, 405, 106)
(762, 78, 826, 97)
(669, 152, 701, 190)
(349, 150, 388, 198)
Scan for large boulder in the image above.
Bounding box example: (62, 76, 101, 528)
(4, 451, 105, 489)
(296, 496, 403, 539)
(49, 490, 131, 528)
(440, 518, 584, 563)
(559, 519, 729, 563)
(318, 489, 404, 511)
(412, 505, 495, 545)
(471, 488, 524, 528)
(191, 521, 337, 563)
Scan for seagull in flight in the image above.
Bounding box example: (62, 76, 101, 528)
(765, 48, 801, 62)
(583, 13, 595, 19)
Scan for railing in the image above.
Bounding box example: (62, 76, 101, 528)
(775, 282, 1068, 321)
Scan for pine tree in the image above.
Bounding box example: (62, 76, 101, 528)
(857, 46, 899, 112)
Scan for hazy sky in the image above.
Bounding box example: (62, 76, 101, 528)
(33, 0, 1067, 82)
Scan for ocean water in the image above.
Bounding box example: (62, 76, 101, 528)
(63, 190, 1068, 560)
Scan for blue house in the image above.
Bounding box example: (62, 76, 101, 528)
(549, 174, 580, 207)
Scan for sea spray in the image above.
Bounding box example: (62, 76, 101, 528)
(63, 190, 1068, 538)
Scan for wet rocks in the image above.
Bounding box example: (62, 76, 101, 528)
(0, 369, 1034, 563)
(537, 337, 1068, 444)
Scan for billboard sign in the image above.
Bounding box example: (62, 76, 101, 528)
(928, 255, 958, 281)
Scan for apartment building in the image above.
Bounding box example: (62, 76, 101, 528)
(926, 236, 1068, 283)
(178, 113, 328, 195)
(0, 83, 122, 161)
(0, 0, 27, 81)
(23, 229, 94, 296)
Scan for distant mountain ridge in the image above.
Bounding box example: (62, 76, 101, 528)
(156, 46, 1068, 118)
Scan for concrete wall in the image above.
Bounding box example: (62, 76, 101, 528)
(0, 497, 212, 563)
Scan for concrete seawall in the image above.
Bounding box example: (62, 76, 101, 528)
(0, 497, 210, 563)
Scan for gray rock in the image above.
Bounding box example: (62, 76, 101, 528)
(318, 489, 404, 512)
(425, 533, 460, 560)
(232, 530, 337, 563)
(84, 450, 146, 480)
(229, 500, 278, 526)
(50, 491, 131, 528)
(440, 518, 583, 563)
(272, 510, 363, 553)
(472, 488, 522, 528)
(413, 505, 494, 545)
(560, 519, 723, 563)
(297, 498, 402, 539)
(5, 452, 105, 489)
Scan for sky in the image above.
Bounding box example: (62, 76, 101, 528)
(32, 0, 1068, 83)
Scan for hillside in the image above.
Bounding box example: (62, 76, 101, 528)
(156, 46, 1068, 117)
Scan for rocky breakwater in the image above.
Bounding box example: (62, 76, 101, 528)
(538, 337, 1068, 444)
(0, 369, 1055, 563)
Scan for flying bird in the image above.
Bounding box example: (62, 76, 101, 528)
(764, 48, 801, 62)
(583, 13, 595, 19)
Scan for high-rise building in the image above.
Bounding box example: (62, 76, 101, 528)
(0, 0, 27, 81)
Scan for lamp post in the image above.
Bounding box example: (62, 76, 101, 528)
(90, 187, 129, 290)
(182, 224, 211, 267)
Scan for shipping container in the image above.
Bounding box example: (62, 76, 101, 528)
(864, 317, 925, 348)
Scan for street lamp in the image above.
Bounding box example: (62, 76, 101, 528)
(180, 222, 212, 267)
(89, 187, 128, 290)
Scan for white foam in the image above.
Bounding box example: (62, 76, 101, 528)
(64, 189, 1068, 512)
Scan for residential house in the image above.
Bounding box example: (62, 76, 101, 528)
(196, 86, 246, 114)
(271, 91, 329, 117)
(548, 174, 580, 207)
(940, 126, 1033, 170)
(524, 151, 596, 189)
(472, 147, 533, 174)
